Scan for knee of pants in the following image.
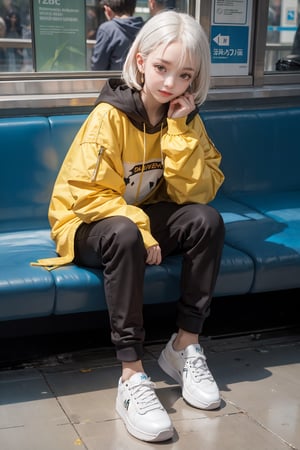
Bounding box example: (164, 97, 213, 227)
(104, 216, 145, 253)
(204, 205, 225, 239)
(74, 216, 146, 267)
(187, 204, 225, 240)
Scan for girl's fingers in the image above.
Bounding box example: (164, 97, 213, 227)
(168, 94, 195, 118)
(146, 245, 162, 265)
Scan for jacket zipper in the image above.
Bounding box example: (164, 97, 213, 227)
(91, 146, 105, 182)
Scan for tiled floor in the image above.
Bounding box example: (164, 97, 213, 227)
(0, 331, 299, 450)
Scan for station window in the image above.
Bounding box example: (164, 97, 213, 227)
(266, 0, 300, 72)
(0, 0, 31, 72)
(0, 0, 189, 73)
(0, 0, 299, 74)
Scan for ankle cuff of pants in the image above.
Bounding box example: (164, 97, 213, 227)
(116, 343, 144, 362)
(176, 315, 207, 335)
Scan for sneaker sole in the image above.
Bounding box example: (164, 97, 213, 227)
(158, 350, 221, 411)
(116, 398, 174, 442)
(183, 389, 221, 410)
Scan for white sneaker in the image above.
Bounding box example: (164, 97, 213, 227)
(116, 372, 174, 442)
(158, 333, 221, 410)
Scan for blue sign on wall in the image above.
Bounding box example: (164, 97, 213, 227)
(211, 25, 249, 64)
(287, 10, 295, 21)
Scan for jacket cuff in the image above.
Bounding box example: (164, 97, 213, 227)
(167, 117, 188, 135)
(140, 229, 158, 249)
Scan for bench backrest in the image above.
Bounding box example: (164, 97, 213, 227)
(0, 115, 87, 232)
(201, 107, 300, 194)
(1, 107, 299, 232)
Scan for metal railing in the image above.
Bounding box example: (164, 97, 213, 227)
(0, 38, 96, 49)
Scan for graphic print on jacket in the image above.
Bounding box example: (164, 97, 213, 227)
(123, 158, 163, 204)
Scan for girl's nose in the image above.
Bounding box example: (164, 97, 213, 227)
(164, 75, 175, 88)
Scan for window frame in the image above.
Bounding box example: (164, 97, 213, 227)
(0, 0, 299, 114)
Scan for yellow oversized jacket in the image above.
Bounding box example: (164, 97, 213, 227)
(35, 81, 224, 268)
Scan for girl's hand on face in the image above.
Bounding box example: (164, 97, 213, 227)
(146, 244, 162, 265)
(168, 92, 195, 119)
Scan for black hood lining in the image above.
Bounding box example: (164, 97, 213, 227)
(94, 78, 198, 134)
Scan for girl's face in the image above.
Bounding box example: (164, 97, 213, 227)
(137, 41, 195, 105)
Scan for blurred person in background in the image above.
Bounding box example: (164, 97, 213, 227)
(0, 0, 15, 18)
(91, 0, 144, 71)
(292, 24, 300, 54)
(86, 6, 99, 40)
(4, 10, 23, 71)
(148, 0, 175, 16)
(0, 16, 7, 71)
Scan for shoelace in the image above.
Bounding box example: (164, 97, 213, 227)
(185, 352, 214, 383)
(127, 379, 163, 413)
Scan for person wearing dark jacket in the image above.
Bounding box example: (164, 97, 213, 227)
(148, 0, 175, 16)
(292, 25, 300, 55)
(91, 0, 144, 70)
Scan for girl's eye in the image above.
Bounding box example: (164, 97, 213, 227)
(181, 73, 192, 80)
(154, 64, 166, 72)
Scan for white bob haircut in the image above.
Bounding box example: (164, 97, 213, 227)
(122, 10, 211, 106)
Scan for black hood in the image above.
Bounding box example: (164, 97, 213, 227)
(112, 17, 144, 40)
(94, 78, 198, 133)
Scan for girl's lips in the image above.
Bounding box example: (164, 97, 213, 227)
(159, 90, 173, 97)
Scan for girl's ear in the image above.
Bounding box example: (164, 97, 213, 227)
(136, 53, 144, 73)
